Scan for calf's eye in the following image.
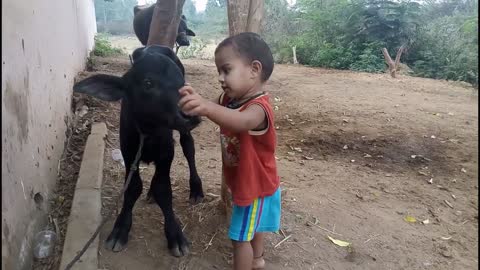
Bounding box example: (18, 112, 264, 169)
(144, 79, 153, 89)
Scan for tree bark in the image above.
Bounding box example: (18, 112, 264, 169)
(227, 0, 264, 36)
(394, 45, 405, 68)
(147, 0, 186, 48)
(293, 46, 298, 64)
(246, 0, 264, 33)
(227, 0, 250, 36)
(221, 0, 265, 221)
(382, 48, 396, 78)
(382, 45, 405, 78)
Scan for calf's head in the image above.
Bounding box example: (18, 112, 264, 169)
(73, 45, 200, 134)
(176, 15, 196, 46)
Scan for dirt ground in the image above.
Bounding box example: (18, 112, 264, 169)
(61, 35, 478, 270)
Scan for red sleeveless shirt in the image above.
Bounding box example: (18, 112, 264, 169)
(219, 93, 280, 206)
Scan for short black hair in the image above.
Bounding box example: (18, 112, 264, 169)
(215, 32, 274, 82)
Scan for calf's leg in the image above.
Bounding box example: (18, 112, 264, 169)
(152, 142, 190, 257)
(179, 131, 204, 204)
(105, 160, 143, 252)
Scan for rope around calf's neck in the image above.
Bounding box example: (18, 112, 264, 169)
(63, 134, 145, 270)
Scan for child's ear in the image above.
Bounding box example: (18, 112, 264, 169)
(251, 60, 263, 79)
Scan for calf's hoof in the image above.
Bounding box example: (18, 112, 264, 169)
(169, 234, 190, 257)
(189, 192, 204, 205)
(105, 228, 129, 252)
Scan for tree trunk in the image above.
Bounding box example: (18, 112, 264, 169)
(227, 0, 264, 36)
(147, 0, 186, 48)
(221, 0, 265, 221)
(246, 0, 264, 33)
(227, 0, 250, 36)
(293, 46, 298, 64)
(382, 45, 406, 78)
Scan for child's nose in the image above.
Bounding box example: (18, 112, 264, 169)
(218, 74, 225, 83)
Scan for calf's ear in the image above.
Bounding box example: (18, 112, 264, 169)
(73, 74, 125, 101)
(186, 29, 196, 37)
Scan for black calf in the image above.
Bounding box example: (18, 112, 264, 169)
(133, 5, 196, 50)
(73, 45, 204, 257)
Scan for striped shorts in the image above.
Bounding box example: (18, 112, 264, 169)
(229, 187, 281, 242)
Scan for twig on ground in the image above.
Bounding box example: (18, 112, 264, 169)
(327, 198, 338, 205)
(203, 231, 219, 252)
(294, 242, 309, 253)
(307, 221, 343, 236)
(53, 218, 60, 240)
(364, 234, 381, 243)
(274, 234, 292, 249)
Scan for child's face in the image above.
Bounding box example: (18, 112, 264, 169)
(215, 46, 256, 100)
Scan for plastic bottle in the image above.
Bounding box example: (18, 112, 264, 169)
(33, 230, 57, 259)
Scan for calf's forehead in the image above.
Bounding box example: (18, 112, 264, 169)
(178, 19, 187, 31)
(129, 55, 184, 85)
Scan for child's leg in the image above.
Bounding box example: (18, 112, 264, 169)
(251, 233, 265, 269)
(232, 240, 253, 270)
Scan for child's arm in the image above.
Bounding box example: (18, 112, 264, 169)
(179, 86, 265, 133)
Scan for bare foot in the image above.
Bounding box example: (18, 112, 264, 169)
(252, 256, 265, 269)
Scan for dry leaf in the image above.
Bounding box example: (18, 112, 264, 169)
(418, 171, 429, 176)
(364, 154, 372, 158)
(294, 147, 302, 153)
(327, 236, 350, 247)
(58, 196, 65, 203)
(404, 215, 417, 223)
(343, 145, 348, 150)
(441, 236, 452, 240)
(303, 156, 314, 160)
(422, 219, 430, 225)
(461, 168, 467, 173)
(428, 178, 433, 184)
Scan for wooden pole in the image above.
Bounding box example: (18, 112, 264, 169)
(147, 0, 186, 48)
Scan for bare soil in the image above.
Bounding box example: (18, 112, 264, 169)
(48, 35, 479, 270)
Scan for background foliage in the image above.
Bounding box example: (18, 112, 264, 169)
(94, 0, 478, 86)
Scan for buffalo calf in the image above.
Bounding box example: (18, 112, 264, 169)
(133, 5, 196, 48)
(73, 45, 204, 257)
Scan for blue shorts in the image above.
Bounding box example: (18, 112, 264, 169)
(229, 187, 281, 242)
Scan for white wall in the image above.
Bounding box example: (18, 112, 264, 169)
(1, 0, 96, 269)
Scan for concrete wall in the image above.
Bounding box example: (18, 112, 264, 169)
(1, 0, 96, 269)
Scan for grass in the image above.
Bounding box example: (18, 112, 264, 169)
(92, 34, 125, 57)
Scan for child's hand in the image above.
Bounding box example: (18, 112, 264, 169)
(179, 85, 211, 116)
